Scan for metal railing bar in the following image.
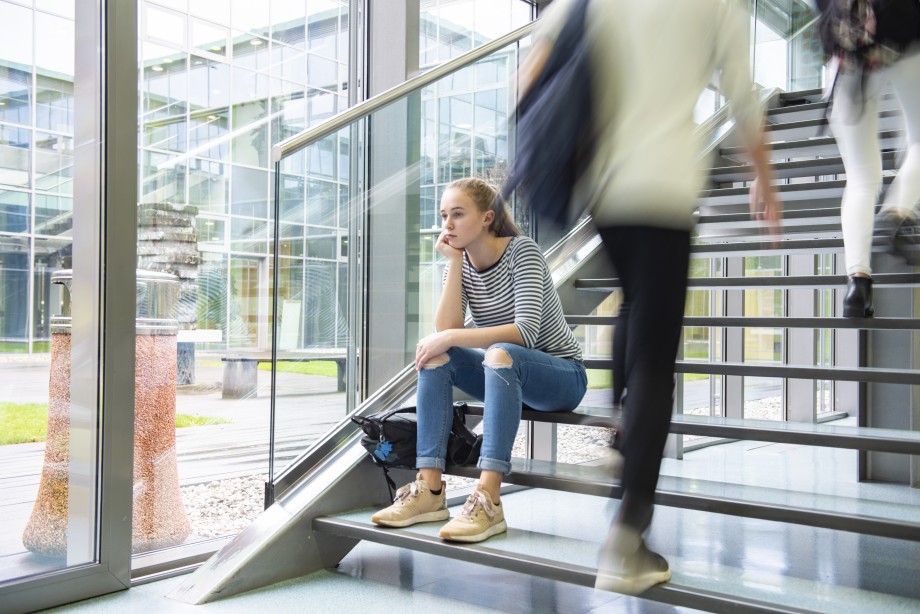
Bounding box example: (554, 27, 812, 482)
(271, 21, 537, 162)
(565, 315, 920, 330)
(463, 403, 920, 455)
(573, 273, 920, 289)
(582, 359, 920, 385)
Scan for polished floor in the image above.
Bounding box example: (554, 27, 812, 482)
(39, 428, 920, 614)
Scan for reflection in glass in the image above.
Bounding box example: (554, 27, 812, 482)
(0, 125, 31, 189)
(0, 0, 102, 585)
(0, 190, 29, 233)
(753, 1, 823, 91)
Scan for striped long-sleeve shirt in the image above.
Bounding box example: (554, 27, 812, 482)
(444, 236, 582, 360)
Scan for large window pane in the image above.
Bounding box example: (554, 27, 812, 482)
(136, 0, 352, 559)
(0, 1, 108, 589)
(0, 189, 29, 233)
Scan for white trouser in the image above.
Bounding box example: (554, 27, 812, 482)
(829, 51, 920, 277)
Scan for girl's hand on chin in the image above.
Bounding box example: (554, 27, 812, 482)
(436, 231, 463, 262)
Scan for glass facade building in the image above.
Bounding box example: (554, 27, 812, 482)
(5, 1, 898, 612)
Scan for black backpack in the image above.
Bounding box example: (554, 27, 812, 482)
(351, 401, 482, 495)
(501, 0, 594, 229)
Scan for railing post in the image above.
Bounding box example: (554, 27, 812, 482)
(725, 257, 744, 419)
(365, 0, 423, 392)
(864, 255, 919, 484)
(787, 254, 817, 422)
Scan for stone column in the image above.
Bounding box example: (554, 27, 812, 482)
(23, 270, 191, 557)
(137, 202, 200, 384)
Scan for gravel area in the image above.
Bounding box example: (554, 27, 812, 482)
(179, 423, 618, 537)
(181, 475, 266, 539)
(179, 394, 840, 536)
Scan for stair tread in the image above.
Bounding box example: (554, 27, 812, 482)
(316, 497, 920, 613)
(445, 458, 920, 530)
(572, 273, 920, 289)
(708, 152, 899, 183)
(466, 402, 920, 447)
(567, 315, 920, 331)
(464, 404, 920, 454)
(578, 359, 920, 385)
(718, 130, 903, 161)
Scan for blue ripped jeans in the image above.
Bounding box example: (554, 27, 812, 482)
(415, 343, 587, 475)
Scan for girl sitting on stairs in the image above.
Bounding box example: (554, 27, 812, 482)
(370, 177, 588, 543)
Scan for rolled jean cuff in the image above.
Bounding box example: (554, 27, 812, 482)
(477, 456, 512, 475)
(416, 456, 446, 471)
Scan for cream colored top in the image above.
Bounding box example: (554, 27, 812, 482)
(536, 0, 762, 230)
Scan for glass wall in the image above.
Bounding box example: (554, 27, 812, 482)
(418, 0, 533, 337)
(0, 0, 82, 583)
(753, 0, 824, 91)
(0, 2, 138, 607)
(134, 0, 352, 555)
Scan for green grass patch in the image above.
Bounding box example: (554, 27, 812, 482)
(175, 413, 232, 428)
(587, 369, 708, 389)
(587, 369, 612, 390)
(0, 403, 48, 445)
(0, 403, 232, 445)
(199, 359, 337, 378)
(0, 341, 50, 353)
(257, 360, 338, 377)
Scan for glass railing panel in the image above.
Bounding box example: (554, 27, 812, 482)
(420, 0, 534, 68)
(270, 30, 531, 488)
(269, 122, 355, 485)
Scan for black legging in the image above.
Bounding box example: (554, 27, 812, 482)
(597, 225, 690, 532)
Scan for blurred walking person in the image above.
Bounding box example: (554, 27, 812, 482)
(529, 0, 781, 595)
(816, 0, 920, 317)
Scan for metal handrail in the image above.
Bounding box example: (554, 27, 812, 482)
(271, 20, 538, 162)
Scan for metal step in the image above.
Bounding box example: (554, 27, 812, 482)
(693, 217, 840, 236)
(719, 130, 903, 162)
(566, 314, 920, 331)
(442, 460, 920, 542)
(768, 91, 900, 123)
(764, 111, 903, 144)
(581, 359, 920, 385)
(688, 234, 920, 257)
(572, 272, 920, 291)
(778, 88, 824, 105)
(313, 510, 824, 614)
(699, 206, 842, 226)
(767, 100, 828, 124)
(700, 177, 894, 208)
(464, 403, 920, 455)
(708, 152, 899, 184)
(688, 237, 846, 257)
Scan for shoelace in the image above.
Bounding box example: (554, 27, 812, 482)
(459, 490, 495, 519)
(393, 481, 421, 503)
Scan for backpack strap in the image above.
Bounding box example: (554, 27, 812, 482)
(380, 465, 397, 500)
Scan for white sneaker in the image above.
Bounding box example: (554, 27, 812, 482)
(371, 473, 449, 528)
(595, 526, 670, 595)
(438, 488, 507, 543)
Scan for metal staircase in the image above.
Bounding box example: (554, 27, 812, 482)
(295, 89, 920, 612)
(166, 20, 920, 612)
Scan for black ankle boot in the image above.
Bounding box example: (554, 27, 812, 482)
(843, 276, 874, 318)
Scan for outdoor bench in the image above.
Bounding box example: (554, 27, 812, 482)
(221, 350, 347, 399)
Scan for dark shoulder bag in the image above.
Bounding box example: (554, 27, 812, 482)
(351, 401, 482, 497)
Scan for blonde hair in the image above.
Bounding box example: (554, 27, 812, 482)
(446, 177, 520, 238)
